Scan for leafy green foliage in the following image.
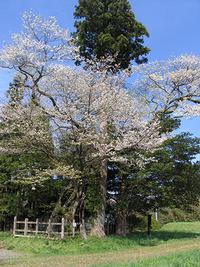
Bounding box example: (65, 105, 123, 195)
(73, 0, 150, 69)
(157, 205, 200, 225)
(142, 133, 200, 209)
(107, 132, 200, 234)
(0, 153, 55, 228)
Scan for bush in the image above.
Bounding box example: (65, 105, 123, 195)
(127, 213, 161, 232)
(157, 205, 200, 225)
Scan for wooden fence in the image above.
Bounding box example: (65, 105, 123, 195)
(13, 216, 78, 239)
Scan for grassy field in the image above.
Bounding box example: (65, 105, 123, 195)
(92, 249, 200, 267)
(0, 222, 200, 266)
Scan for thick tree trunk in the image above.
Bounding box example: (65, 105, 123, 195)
(47, 192, 65, 236)
(116, 212, 128, 237)
(79, 193, 87, 239)
(115, 174, 129, 236)
(90, 158, 107, 237)
(90, 119, 108, 237)
(80, 215, 87, 239)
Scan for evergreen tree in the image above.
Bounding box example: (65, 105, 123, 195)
(107, 133, 200, 236)
(7, 75, 24, 106)
(73, 0, 150, 70)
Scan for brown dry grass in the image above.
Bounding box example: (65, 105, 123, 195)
(2, 238, 200, 267)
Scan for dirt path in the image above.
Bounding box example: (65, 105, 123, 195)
(2, 238, 200, 267)
(0, 249, 21, 264)
(54, 239, 200, 267)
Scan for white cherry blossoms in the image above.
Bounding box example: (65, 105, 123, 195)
(0, 12, 199, 169)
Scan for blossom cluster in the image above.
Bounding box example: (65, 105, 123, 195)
(0, 12, 199, 182)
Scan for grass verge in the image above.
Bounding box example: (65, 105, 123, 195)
(0, 222, 200, 266)
(1, 222, 200, 256)
(92, 248, 200, 267)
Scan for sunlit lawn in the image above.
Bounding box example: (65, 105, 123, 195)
(1, 222, 200, 267)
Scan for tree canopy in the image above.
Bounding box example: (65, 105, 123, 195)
(73, 0, 150, 69)
(0, 12, 200, 237)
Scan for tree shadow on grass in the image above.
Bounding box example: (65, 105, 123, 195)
(125, 230, 200, 247)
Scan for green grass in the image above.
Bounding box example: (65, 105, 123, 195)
(161, 221, 200, 233)
(92, 249, 200, 267)
(1, 222, 200, 256)
(0, 232, 161, 255)
(1, 222, 200, 267)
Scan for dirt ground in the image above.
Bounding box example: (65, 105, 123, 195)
(0, 249, 20, 263)
(1, 239, 200, 267)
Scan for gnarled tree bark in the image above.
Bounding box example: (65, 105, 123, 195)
(90, 158, 107, 237)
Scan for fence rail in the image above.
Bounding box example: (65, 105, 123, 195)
(13, 216, 78, 239)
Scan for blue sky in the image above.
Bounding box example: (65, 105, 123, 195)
(0, 0, 199, 157)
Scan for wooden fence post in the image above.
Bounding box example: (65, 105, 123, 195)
(155, 208, 158, 222)
(72, 219, 76, 237)
(24, 218, 28, 236)
(35, 218, 39, 235)
(47, 219, 51, 238)
(61, 218, 65, 240)
(13, 216, 17, 236)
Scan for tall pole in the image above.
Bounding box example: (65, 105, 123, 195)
(13, 216, 17, 236)
(147, 214, 152, 238)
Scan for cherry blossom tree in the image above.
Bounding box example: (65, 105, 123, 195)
(133, 55, 200, 117)
(0, 12, 200, 237)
